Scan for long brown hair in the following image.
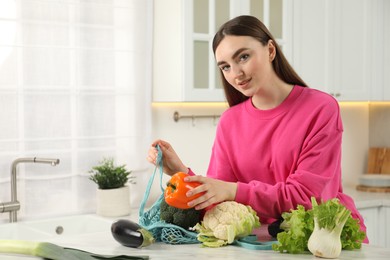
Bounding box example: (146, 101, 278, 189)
(213, 15, 307, 107)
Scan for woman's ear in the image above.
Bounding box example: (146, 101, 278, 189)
(268, 40, 276, 62)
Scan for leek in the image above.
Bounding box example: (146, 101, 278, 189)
(0, 240, 148, 260)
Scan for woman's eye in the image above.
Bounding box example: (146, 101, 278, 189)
(220, 65, 230, 71)
(239, 54, 249, 61)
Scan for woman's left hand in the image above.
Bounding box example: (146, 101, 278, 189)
(184, 175, 238, 210)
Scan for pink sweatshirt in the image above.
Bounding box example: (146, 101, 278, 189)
(194, 85, 367, 240)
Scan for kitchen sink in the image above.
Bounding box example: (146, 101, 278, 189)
(0, 214, 113, 240)
(0, 223, 52, 240)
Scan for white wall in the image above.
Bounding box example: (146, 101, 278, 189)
(339, 103, 370, 187)
(151, 103, 227, 175)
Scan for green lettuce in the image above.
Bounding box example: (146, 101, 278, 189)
(272, 197, 366, 254)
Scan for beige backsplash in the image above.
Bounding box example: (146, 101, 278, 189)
(151, 102, 389, 188)
(339, 103, 369, 187)
(369, 103, 390, 147)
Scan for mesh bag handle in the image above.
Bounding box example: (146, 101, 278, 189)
(138, 145, 199, 244)
(139, 145, 164, 218)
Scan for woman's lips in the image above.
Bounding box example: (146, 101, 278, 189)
(237, 78, 251, 89)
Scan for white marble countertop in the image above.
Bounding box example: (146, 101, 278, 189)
(1, 216, 390, 260)
(1, 186, 390, 260)
(1, 234, 390, 260)
(344, 186, 390, 208)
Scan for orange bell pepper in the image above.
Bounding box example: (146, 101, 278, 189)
(164, 172, 203, 209)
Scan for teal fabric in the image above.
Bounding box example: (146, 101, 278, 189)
(234, 235, 277, 250)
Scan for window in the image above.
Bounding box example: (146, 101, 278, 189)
(0, 0, 152, 221)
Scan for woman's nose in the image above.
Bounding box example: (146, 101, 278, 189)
(232, 65, 243, 78)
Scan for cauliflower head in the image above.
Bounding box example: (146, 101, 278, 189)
(194, 201, 260, 247)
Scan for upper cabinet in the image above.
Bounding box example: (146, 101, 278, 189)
(291, 0, 389, 101)
(383, 0, 390, 100)
(153, 0, 290, 102)
(153, 0, 389, 102)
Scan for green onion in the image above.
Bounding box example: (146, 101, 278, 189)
(0, 240, 149, 260)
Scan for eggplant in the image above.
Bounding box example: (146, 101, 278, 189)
(111, 219, 155, 248)
(268, 218, 284, 238)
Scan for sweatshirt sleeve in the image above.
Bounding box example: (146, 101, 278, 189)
(235, 126, 343, 221)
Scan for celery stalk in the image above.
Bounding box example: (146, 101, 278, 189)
(0, 240, 149, 259)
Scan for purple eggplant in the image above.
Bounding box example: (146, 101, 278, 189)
(111, 219, 155, 248)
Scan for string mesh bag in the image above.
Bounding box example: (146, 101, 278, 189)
(138, 145, 200, 245)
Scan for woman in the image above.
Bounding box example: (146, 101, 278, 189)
(147, 15, 367, 241)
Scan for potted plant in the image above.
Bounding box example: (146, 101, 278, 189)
(89, 157, 135, 217)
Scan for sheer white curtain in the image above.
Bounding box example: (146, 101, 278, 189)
(0, 0, 153, 222)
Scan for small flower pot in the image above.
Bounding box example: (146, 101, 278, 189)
(96, 186, 131, 217)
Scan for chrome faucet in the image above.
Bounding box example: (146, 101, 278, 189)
(0, 157, 60, 222)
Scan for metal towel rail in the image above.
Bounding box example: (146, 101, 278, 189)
(173, 111, 220, 125)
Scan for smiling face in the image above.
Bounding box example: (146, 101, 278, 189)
(215, 35, 276, 97)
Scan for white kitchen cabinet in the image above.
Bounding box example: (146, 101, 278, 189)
(292, 0, 389, 101)
(152, 0, 182, 102)
(358, 206, 385, 247)
(385, 207, 390, 248)
(153, 0, 292, 102)
(383, 1, 390, 100)
(291, 1, 329, 95)
(154, 0, 388, 102)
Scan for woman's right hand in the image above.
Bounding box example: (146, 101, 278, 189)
(146, 139, 188, 176)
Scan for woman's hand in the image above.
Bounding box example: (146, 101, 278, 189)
(146, 139, 188, 176)
(184, 175, 238, 210)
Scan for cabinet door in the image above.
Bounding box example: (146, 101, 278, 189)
(382, 1, 390, 100)
(358, 207, 383, 247)
(292, 0, 381, 101)
(385, 207, 390, 248)
(330, 0, 372, 101)
(291, 0, 329, 93)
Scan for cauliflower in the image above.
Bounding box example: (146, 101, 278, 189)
(193, 201, 260, 247)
